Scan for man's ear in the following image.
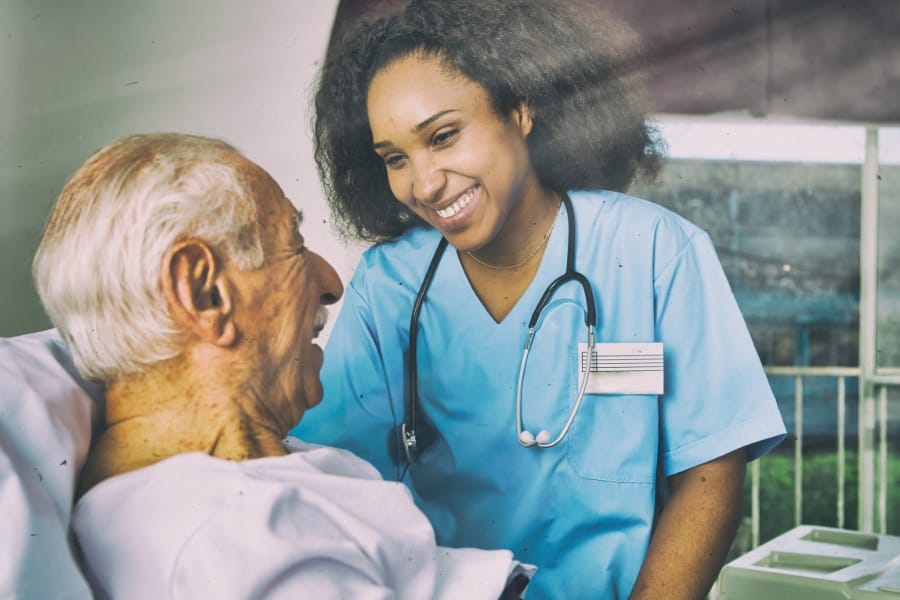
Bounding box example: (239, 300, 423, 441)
(163, 239, 236, 347)
(513, 102, 533, 137)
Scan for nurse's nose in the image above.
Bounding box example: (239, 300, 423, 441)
(308, 249, 343, 305)
(411, 156, 446, 204)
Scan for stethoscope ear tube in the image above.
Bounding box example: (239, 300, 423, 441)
(402, 236, 450, 466)
(527, 194, 596, 329)
(528, 271, 596, 329)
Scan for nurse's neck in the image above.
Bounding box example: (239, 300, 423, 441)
(460, 187, 561, 323)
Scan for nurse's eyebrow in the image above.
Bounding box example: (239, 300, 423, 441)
(412, 109, 457, 133)
(372, 109, 458, 150)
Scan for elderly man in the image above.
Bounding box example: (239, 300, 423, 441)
(32, 133, 532, 599)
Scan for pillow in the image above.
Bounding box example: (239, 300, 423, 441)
(0, 329, 103, 599)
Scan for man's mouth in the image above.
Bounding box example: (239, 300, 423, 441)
(312, 306, 329, 338)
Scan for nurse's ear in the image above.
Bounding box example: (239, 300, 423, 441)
(162, 239, 237, 348)
(512, 103, 534, 137)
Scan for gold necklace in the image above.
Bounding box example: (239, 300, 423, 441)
(465, 202, 560, 271)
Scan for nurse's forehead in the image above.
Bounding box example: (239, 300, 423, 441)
(368, 59, 487, 117)
(371, 53, 473, 90)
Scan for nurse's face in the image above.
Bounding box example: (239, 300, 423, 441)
(367, 54, 543, 252)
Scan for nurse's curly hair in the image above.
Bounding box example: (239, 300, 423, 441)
(314, 0, 664, 242)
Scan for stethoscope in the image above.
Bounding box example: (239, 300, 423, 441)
(400, 192, 597, 466)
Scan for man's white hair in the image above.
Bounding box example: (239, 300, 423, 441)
(33, 133, 267, 382)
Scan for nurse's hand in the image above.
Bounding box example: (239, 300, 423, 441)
(628, 447, 746, 600)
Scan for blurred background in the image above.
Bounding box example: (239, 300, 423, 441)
(2, 0, 898, 554)
(1, 0, 345, 337)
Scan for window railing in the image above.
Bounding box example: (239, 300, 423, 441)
(752, 366, 897, 548)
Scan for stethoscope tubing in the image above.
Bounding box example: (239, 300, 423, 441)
(515, 324, 594, 448)
(516, 195, 596, 447)
(403, 235, 448, 466)
(403, 192, 597, 463)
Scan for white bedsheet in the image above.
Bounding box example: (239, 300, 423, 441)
(0, 330, 102, 599)
(74, 441, 534, 599)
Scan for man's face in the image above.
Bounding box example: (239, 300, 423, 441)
(233, 167, 343, 433)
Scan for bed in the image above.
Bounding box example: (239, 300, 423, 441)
(0, 329, 103, 598)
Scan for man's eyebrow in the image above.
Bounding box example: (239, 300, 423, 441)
(372, 109, 458, 150)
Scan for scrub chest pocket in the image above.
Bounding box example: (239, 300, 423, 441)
(566, 392, 659, 483)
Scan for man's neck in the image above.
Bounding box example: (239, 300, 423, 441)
(78, 361, 287, 498)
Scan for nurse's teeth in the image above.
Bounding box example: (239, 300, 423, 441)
(436, 187, 475, 218)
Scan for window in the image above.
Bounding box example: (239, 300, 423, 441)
(877, 128, 900, 371)
(634, 119, 864, 368)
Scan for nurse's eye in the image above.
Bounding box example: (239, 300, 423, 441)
(382, 154, 407, 170)
(432, 128, 458, 147)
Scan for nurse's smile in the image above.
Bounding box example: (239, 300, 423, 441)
(431, 185, 481, 231)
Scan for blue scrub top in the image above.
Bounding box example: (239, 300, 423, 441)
(292, 190, 786, 599)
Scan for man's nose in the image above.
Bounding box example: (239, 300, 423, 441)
(308, 250, 343, 305)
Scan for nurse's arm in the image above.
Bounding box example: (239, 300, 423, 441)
(628, 447, 746, 600)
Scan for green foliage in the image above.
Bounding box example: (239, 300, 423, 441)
(744, 449, 900, 544)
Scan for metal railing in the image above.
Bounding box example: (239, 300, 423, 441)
(750, 366, 897, 549)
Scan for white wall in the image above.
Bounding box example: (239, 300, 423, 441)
(0, 0, 360, 339)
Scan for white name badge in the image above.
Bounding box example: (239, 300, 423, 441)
(578, 342, 664, 395)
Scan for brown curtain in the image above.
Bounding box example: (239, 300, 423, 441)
(328, 0, 900, 124)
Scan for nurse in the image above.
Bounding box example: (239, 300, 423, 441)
(292, 1, 786, 598)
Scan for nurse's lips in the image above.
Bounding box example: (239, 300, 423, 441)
(431, 185, 480, 230)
